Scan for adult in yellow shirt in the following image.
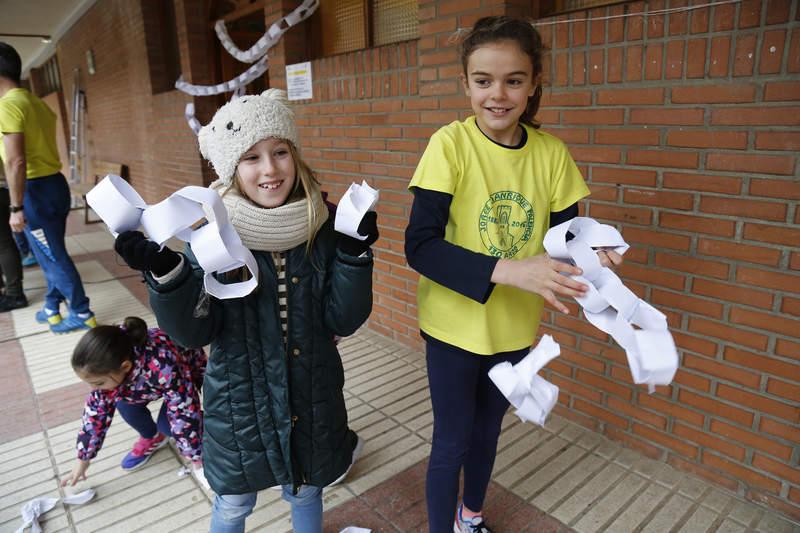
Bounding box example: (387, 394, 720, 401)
(0, 42, 94, 332)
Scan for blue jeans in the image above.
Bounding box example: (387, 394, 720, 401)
(23, 173, 90, 314)
(116, 401, 171, 439)
(424, 337, 528, 533)
(209, 485, 322, 533)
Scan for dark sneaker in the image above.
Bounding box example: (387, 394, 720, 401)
(0, 294, 28, 312)
(454, 504, 493, 533)
(50, 312, 97, 333)
(121, 433, 168, 471)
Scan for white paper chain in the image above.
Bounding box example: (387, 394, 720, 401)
(16, 490, 95, 533)
(86, 175, 259, 299)
(184, 102, 202, 134)
(175, 53, 270, 96)
(176, 0, 319, 96)
(214, 0, 319, 63)
(544, 217, 678, 393)
(489, 335, 561, 426)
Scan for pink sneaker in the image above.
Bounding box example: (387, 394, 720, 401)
(120, 433, 168, 471)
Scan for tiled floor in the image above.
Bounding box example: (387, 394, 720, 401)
(1, 212, 798, 533)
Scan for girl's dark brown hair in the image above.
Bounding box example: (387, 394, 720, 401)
(459, 16, 544, 129)
(71, 317, 148, 375)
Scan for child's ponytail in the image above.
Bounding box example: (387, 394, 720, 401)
(122, 316, 148, 348)
(71, 316, 148, 375)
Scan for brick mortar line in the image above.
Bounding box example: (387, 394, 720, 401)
(548, 359, 796, 454)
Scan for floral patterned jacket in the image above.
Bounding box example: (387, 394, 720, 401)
(76, 328, 206, 461)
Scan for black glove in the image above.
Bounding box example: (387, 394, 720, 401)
(114, 230, 181, 276)
(338, 211, 379, 256)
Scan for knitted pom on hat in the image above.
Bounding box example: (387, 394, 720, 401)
(198, 88, 298, 185)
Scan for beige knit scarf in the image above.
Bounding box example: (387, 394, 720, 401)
(210, 179, 328, 253)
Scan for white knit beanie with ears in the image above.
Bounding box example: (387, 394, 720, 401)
(197, 88, 299, 185)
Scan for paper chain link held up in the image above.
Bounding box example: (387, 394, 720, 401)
(85, 176, 379, 299)
(544, 217, 678, 393)
(490, 218, 679, 427)
(86, 175, 258, 299)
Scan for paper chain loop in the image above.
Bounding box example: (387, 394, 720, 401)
(86, 175, 259, 299)
(16, 490, 94, 533)
(488, 335, 561, 426)
(544, 217, 678, 393)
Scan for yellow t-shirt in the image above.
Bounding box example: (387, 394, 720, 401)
(0, 88, 62, 179)
(409, 117, 590, 355)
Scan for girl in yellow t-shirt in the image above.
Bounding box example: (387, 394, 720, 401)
(404, 16, 623, 533)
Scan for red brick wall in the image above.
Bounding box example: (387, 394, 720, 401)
(273, 0, 799, 519)
(50, 0, 799, 520)
(56, 0, 211, 202)
(533, 1, 799, 520)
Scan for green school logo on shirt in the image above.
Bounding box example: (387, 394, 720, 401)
(478, 190, 534, 258)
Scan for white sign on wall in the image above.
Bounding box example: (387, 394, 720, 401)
(286, 62, 313, 101)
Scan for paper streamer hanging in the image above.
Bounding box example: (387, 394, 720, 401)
(176, 0, 319, 96)
(176, 54, 270, 96)
(335, 181, 379, 240)
(86, 175, 259, 300)
(214, 0, 320, 63)
(185, 103, 202, 135)
(543, 217, 678, 392)
(488, 335, 561, 426)
(16, 489, 95, 533)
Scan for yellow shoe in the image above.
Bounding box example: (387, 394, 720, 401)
(51, 312, 96, 333)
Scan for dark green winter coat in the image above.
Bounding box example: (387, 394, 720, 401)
(146, 220, 372, 495)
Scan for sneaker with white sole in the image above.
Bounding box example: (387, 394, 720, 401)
(454, 504, 493, 533)
(327, 433, 364, 487)
(192, 463, 212, 492)
(120, 433, 168, 470)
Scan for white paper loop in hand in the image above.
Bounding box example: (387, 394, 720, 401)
(544, 217, 678, 392)
(335, 180, 379, 240)
(86, 176, 259, 300)
(339, 528, 371, 533)
(84, 174, 147, 237)
(16, 489, 95, 533)
(489, 335, 561, 426)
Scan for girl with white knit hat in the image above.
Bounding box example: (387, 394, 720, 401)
(113, 89, 378, 533)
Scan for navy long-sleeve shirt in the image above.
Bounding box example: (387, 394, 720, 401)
(404, 188, 579, 305)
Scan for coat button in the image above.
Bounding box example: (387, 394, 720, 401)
(292, 348, 300, 356)
(291, 276, 299, 284)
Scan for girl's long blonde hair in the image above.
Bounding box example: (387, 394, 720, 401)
(225, 140, 325, 256)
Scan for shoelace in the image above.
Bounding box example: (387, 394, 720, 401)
(466, 522, 491, 533)
(461, 515, 492, 533)
(132, 436, 161, 455)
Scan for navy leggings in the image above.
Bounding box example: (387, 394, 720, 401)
(117, 401, 171, 439)
(425, 338, 527, 533)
